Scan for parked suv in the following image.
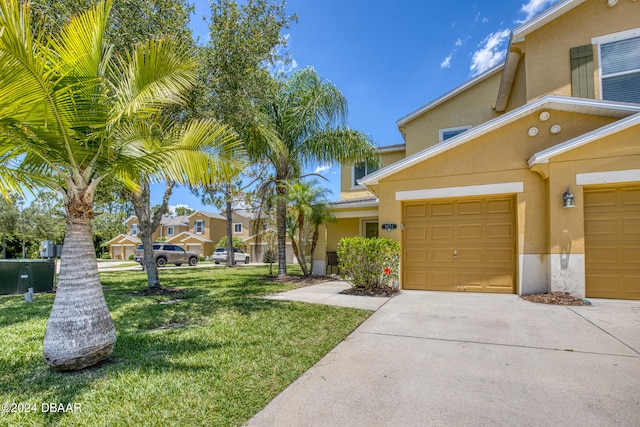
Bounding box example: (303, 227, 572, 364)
(212, 247, 251, 264)
(134, 243, 199, 268)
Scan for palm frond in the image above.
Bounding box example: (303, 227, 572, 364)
(111, 39, 197, 122)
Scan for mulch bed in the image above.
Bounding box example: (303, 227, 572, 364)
(521, 292, 591, 306)
(340, 286, 400, 297)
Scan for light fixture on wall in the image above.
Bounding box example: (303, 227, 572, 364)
(607, 0, 618, 6)
(562, 187, 575, 209)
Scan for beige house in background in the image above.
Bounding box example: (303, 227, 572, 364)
(107, 209, 293, 262)
(316, 0, 640, 300)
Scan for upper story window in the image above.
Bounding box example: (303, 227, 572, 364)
(594, 29, 640, 104)
(130, 224, 138, 236)
(439, 125, 472, 142)
(194, 220, 204, 234)
(167, 226, 174, 236)
(234, 223, 242, 233)
(352, 161, 379, 188)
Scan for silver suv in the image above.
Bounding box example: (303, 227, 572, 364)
(134, 243, 199, 267)
(212, 248, 251, 264)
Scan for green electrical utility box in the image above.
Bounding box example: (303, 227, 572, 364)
(0, 260, 55, 295)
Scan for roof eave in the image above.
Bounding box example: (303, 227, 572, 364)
(364, 96, 640, 186)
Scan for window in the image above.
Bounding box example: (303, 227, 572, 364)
(364, 221, 379, 239)
(130, 224, 138, 236)
(194, 220, 204, 234)
(233, 223, 242, 234)
(167, 226, 174, 236)
(594, 29, 640, 104)
(439, 125, 471, 142)
(352, 161, 379, 188)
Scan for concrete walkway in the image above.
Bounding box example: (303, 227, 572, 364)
(265, 281, 391, 311)
(250, 284, 640, 426)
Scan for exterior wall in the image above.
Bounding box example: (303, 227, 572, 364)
(521, 0, 639, 102)
(400, 71, 503, 157)
(107, 236, 140, 260)
(545, 125, 640, 297)
(188, 212, 226, 246)
(374, 110, 621, 294)
(231, 212, 254, 241)
(158, 223, 188, 240)
(340, 148, 406, 200)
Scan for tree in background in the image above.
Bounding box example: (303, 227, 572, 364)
(173, 205, 195, 216)
(0, 194, 20, 258)
(29, 0, 194, 55)
(16, 191, 66, 258)
(251, 68, 379, 277)
(0, 0, 238, 370)
(125, 119, 240, 289)
(193, 0, 296, 268)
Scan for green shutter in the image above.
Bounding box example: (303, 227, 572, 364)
(571, 45, 595, 99)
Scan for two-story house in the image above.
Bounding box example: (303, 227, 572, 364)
(107, 209, 292, 262)
(317, 0, 640, 300)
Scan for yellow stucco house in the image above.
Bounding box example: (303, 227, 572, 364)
(107, 210, 252, 260)
(316, 0, 640, 300)
(107, 209, 290, 262)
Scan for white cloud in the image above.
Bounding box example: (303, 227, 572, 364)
(455, 38, 463, 47)
(440, 54, 453, 69)
(314, 164, 332, 174)
(520, 0, 560, 21)
(469, 29, 511, 76)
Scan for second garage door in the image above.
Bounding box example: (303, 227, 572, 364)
(402, 196, 516, 293)
(584, 185, 640, 300)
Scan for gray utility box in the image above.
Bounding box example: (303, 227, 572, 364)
(0, 260, 55, 295)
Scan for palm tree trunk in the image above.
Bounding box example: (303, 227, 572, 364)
(310, 225, 320, 276)
(297, 212, 309, 276)
(43, 208, 116, 371)
(225, 184, 235, 267)
(276, 183, 288, 277)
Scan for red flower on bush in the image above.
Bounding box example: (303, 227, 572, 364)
(384, 266, 392, 275)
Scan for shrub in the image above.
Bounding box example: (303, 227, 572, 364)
(101, 253, 112, 260)
(199, 255, 205, 262)
(337, 237, 400, 289)
(216, 236, 246, 251)
(128, 254, 134, 261)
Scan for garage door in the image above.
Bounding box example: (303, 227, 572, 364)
(584, 185, 640, 300)
(402, 196, 516, 293)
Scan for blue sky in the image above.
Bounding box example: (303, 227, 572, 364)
(164, 0, 561, 212)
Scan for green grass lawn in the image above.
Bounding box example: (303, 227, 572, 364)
(0, 266, 371, 427)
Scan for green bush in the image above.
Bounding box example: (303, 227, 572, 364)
(215, 236, 246, 251)
(101, 253, 112, 260)
(199, 255, 205, 262)
(337, 237, 400, 289)
(128, 254, 134, 261)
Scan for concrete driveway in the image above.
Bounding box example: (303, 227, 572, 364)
(250, 284, 640, 426)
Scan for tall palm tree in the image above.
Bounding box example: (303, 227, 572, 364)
(0, 0, 240, 370)
(251, 68, 378, 277)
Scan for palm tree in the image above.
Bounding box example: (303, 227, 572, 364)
(0, 0, 239, 370)
(251, 68, 378, 277)
(287, 180, 333, 275)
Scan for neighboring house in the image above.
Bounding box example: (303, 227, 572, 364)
(107, 209, 294, 262)
(317, 0, 640, 300)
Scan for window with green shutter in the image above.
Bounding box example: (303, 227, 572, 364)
(571, 45, 595, 99)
